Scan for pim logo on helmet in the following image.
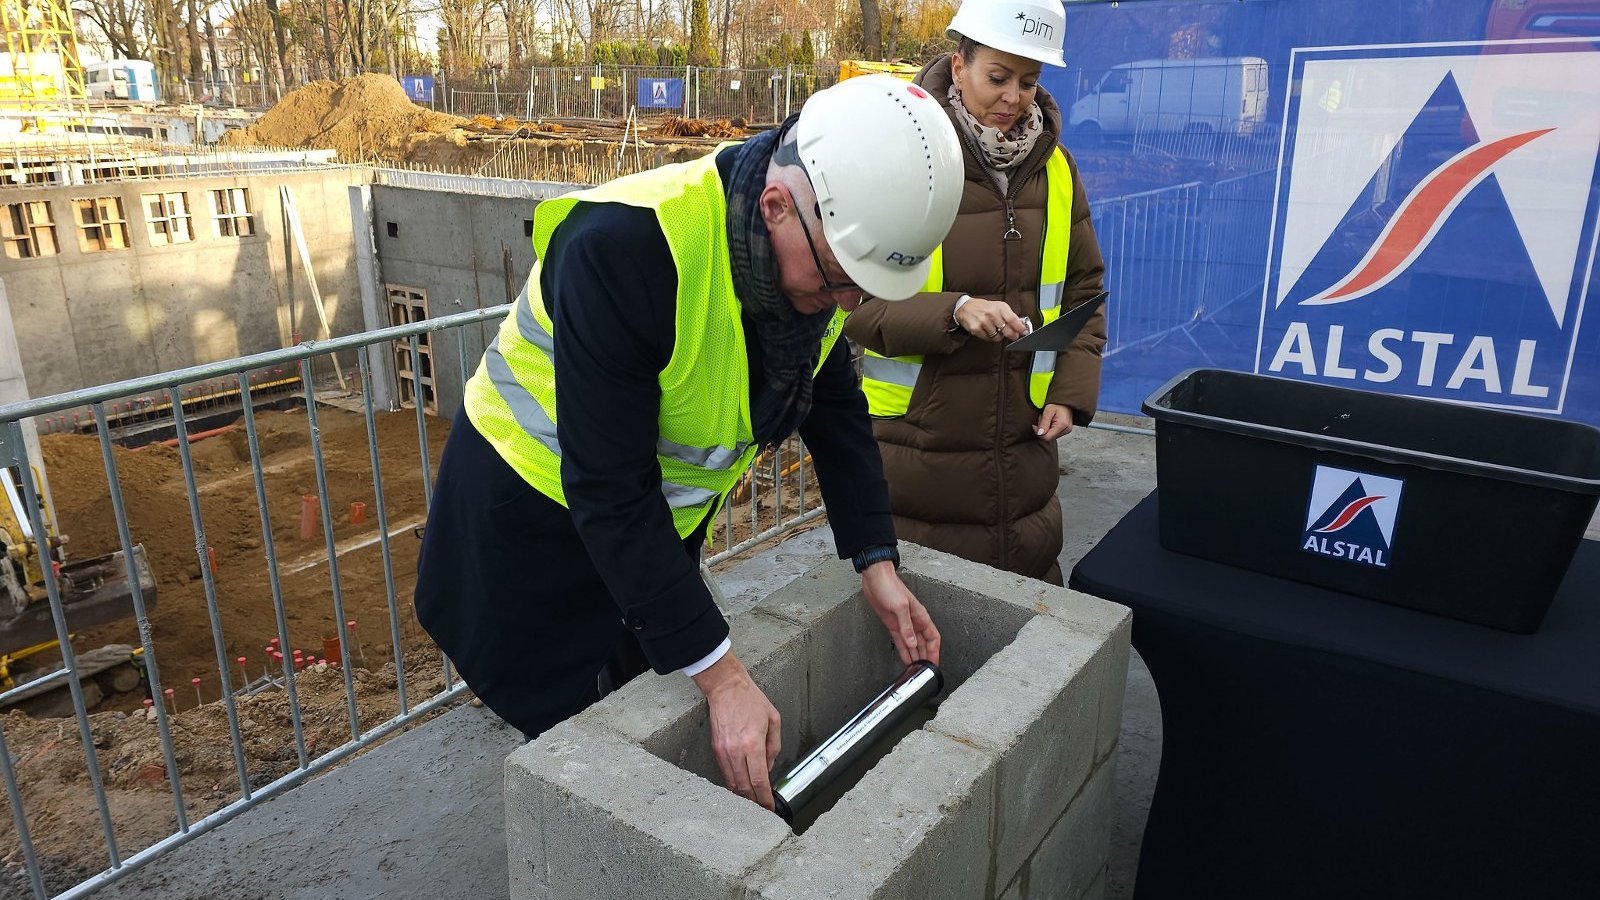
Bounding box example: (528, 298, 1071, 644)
(1258, 42, 1600, 416)
(1302, 465, 1404, 568)
(1015, 11, 1054, 42)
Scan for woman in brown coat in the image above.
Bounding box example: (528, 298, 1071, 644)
(844, 0, 1106, 584)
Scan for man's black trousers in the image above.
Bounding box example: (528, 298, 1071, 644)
(414, 409, 653, 740)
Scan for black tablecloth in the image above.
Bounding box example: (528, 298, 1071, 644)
(1069, 491, 1600, 900)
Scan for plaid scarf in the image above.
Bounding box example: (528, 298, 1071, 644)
(725, 115, 834, 448)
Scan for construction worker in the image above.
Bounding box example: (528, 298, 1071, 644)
(845, 0, 1108, 584)
(414, 75, 964, 812)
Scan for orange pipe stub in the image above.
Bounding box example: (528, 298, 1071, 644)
(299, 495, 318, 540)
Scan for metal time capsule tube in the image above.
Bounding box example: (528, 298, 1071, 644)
(772, 660, 945, 825)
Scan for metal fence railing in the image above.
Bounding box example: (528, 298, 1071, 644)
(0, 304, 826, 898)
(1131, 119, 1281, 172)
(1092, 165, 1283, 363)
(444, 65, 836, 123)
(1095, 181, 1208, 357)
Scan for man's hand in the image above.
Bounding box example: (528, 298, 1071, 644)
(860, 561, 942, 666)
(691, 651, 782, 810)
(1035, 403, 1075, 440)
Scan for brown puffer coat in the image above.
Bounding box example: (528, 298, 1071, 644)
(843, 55, 1107, 584)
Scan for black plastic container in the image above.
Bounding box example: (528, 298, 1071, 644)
(1142, 369, 1600, 632)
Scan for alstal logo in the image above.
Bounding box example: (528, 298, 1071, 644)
(1302, 465, 1404, 569)
(1015, 11, 1053, 42)
(1258, 43, 1600, 415)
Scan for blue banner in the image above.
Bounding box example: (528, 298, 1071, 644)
(638, 77, 685, 109)
(401, 75, 435, 103)
(1046, 0, 1600, 425)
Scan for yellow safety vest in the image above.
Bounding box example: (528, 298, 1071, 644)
(861, 147, 1074, 415)
(463, 151, 847, 537)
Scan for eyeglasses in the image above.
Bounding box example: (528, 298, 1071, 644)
(794, 206, 860, 294)
(773, 129, 860, 294)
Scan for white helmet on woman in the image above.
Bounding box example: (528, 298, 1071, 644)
(947, 0, 1067, 68)
(792, 74, 964, 301)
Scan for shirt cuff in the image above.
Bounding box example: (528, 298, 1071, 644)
(680, 637, 732, 677)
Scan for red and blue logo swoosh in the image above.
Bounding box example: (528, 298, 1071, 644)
(1301, 128, 1555, 306)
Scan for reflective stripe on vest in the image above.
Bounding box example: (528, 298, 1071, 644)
(862, 147, 1074, 416)
(463, 149, 847, 537)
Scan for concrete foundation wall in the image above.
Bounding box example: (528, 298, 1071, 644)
(506, 544, 1132, 900)
(368, 185, 543, 420)
(0, 168, 369, 399)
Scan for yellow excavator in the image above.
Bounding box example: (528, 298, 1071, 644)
(0, 464, 156, 707)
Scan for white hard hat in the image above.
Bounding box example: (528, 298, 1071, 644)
(793, 74, 964, 301)
(947, 0, 1067, 68)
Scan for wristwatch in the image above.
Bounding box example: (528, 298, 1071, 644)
(852, 544, 901, 573)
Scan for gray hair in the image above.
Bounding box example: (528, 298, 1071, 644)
(767, 123, 821, 224)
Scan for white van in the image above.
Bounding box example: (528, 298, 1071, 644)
(84, 60, 159, 101)
(1069, 57, 1269, 137)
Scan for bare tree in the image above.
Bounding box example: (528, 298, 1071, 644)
(858, 0, 880, 59)
(186, 0, 205, 78)
(73, 0, 152, 59)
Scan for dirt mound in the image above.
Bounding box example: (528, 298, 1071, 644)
(219, 74, 463, 162)
(214, 72, 744, 177)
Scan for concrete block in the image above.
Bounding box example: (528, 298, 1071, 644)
(509, 546, 1126, 900)
(930, 614, 1107, 888)
(801, 590, 906, 745)
(588, 608, 804, 743)
(1039, 586, 1135, 641)
(1025, 758, 1117, 900)
(651, 612, 813, 782)
(751, 559, 861, 629)
(506, 718, 792, 900)
(897, 571, 1033, 689)
(1082, 868, 1107, 900)
(1096, 622, 1131, 765)
(748, 729, 997, 900)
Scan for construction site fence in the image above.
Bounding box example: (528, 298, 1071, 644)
(139, 79, 284, 111)
(1093, 167, 1277, 361)
(441, 65, 838, 124)
(0, 305, 826, 899)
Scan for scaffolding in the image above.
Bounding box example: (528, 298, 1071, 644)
(1, 0, 90, 135)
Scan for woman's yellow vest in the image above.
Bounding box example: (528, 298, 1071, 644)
(861, 147, 1074, 416)
(462, 151, 847, 537)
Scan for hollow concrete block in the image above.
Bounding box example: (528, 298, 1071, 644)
(505, 718, 792, 900)
(931, 614, 1108, 887)
(1025, 757, 1118, 900)
(747, 729, 998, 900)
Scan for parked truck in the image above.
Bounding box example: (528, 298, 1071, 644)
(1067, 56, 1269, 138)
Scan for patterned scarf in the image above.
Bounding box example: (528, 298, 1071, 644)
(725, 115, 834, 449)
(948, 82, 1045, 172)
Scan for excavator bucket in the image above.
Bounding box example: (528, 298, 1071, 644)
(0, 544, 158, 656)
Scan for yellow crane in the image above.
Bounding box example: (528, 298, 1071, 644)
(1, 0, 91, 133)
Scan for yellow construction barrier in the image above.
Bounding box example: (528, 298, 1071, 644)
(837, 60, 923, 82)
